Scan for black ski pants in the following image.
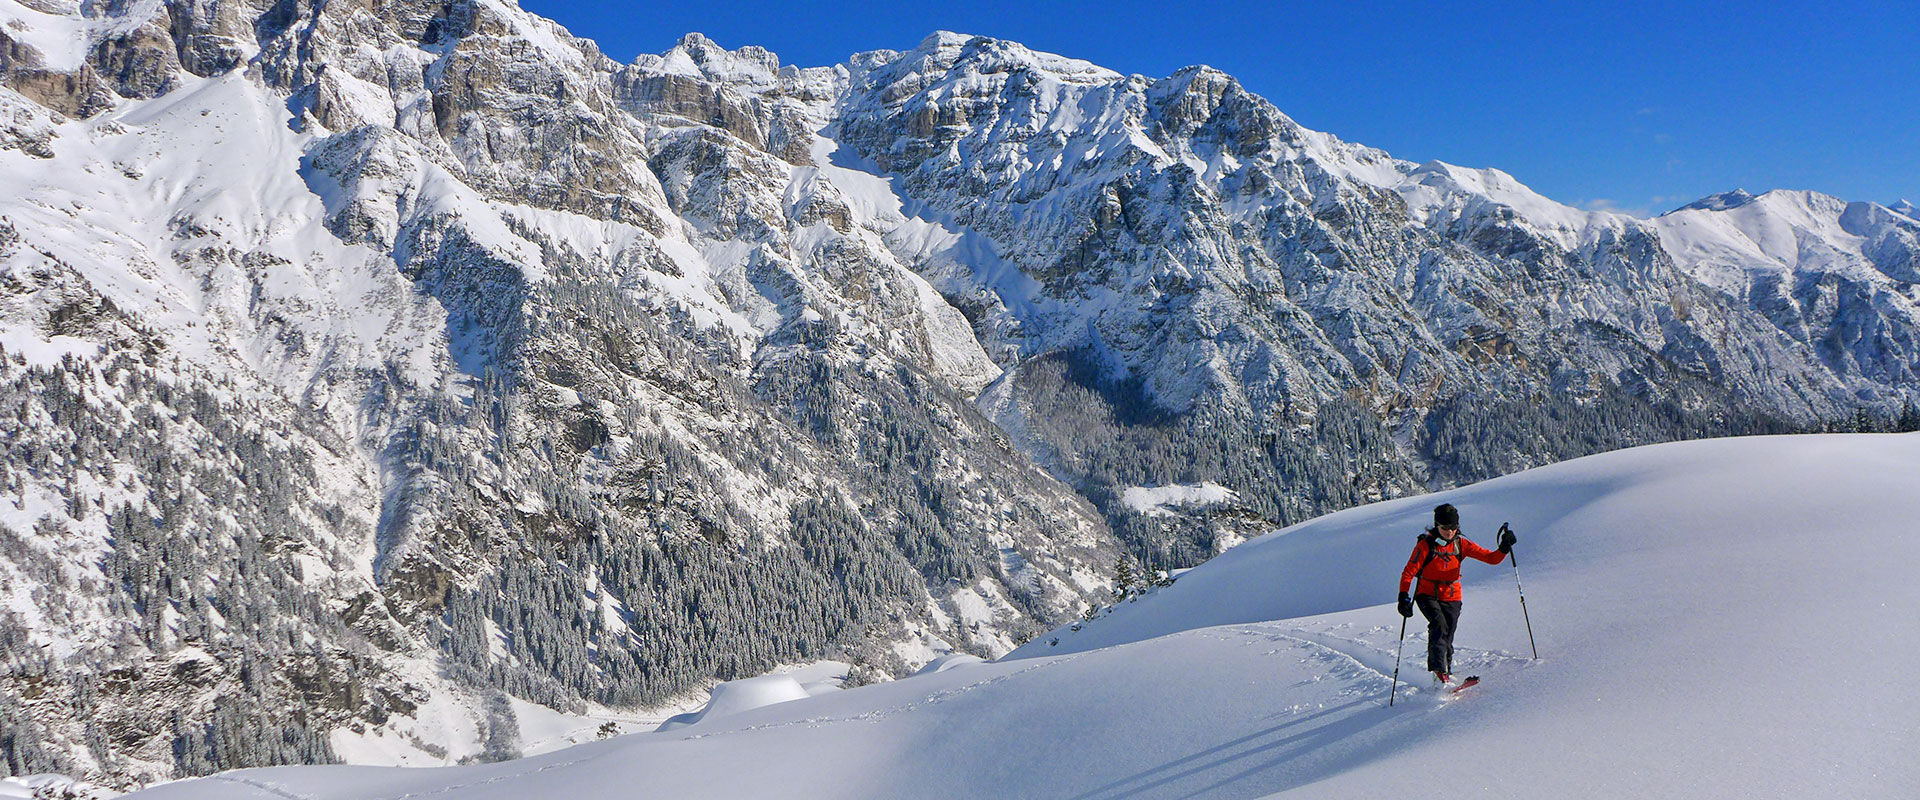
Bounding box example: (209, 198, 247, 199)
(1415, 594, 1462, 675)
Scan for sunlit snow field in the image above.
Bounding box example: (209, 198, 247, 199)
(127, 433, 1920, 798)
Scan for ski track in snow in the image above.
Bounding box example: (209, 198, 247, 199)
(203, 776, 307, 800)
(1201, 621, 1531, 707)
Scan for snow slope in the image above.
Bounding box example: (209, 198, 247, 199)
(1652, 188, 1920, 290)
(123, 433, 1920, 798)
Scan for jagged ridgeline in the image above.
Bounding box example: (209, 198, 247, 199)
(1, 0, 1917, 789)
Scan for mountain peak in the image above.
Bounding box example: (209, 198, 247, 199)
(915, 30, 976, 51)
(1168, 63, 1232, 79)
(639, 31, 782, 84)
(1673, 189, 1758, 213)
(1667, 188, 1852, 219)
(891, 30, 1123, 85)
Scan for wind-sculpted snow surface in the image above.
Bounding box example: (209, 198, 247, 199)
(125, 434, 1920, 798)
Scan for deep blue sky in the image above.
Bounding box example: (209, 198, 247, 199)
(521, 0, 1918, 217)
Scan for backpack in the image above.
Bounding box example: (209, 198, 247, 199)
(1414, 531, 1461, 580)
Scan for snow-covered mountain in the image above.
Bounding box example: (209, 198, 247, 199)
(1650, 189, 1920, 386)
(817, 30, 1919, 498)
(1, 1, 1115, 785)
(1, 0, 1916, 788)
(119, 433, 1920, 798)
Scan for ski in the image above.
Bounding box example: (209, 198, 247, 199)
(1450, 675, 1481, 694)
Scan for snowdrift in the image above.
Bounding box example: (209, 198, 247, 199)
(910, 653, 986, 676)
(128, 434, 1920, 799)
(655, 674, 813, 731)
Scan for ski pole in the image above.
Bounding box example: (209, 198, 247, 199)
(1504, 523, 1539, 659)
(1388, 614, 1407, 706)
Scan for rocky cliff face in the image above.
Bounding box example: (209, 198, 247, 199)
(822, 30, 1916, 513)
(832, 33, 1913, 421)
(0, 0, 1914, 788)
(0, 1, 1110, 786)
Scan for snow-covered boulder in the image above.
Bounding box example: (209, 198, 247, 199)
(655, 674, 813, 731)
(908, 652, 985, 676)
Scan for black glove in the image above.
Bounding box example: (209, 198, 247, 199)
(1498, 524, 1517, 554)
(1396, 591, 1413, 618)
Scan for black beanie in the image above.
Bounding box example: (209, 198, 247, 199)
(1433, 503, 1460, 527)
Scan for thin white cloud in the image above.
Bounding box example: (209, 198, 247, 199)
(1579, 198, 1653, 218)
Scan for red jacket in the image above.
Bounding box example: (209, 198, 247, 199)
(1399, 533, 1506, 601)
